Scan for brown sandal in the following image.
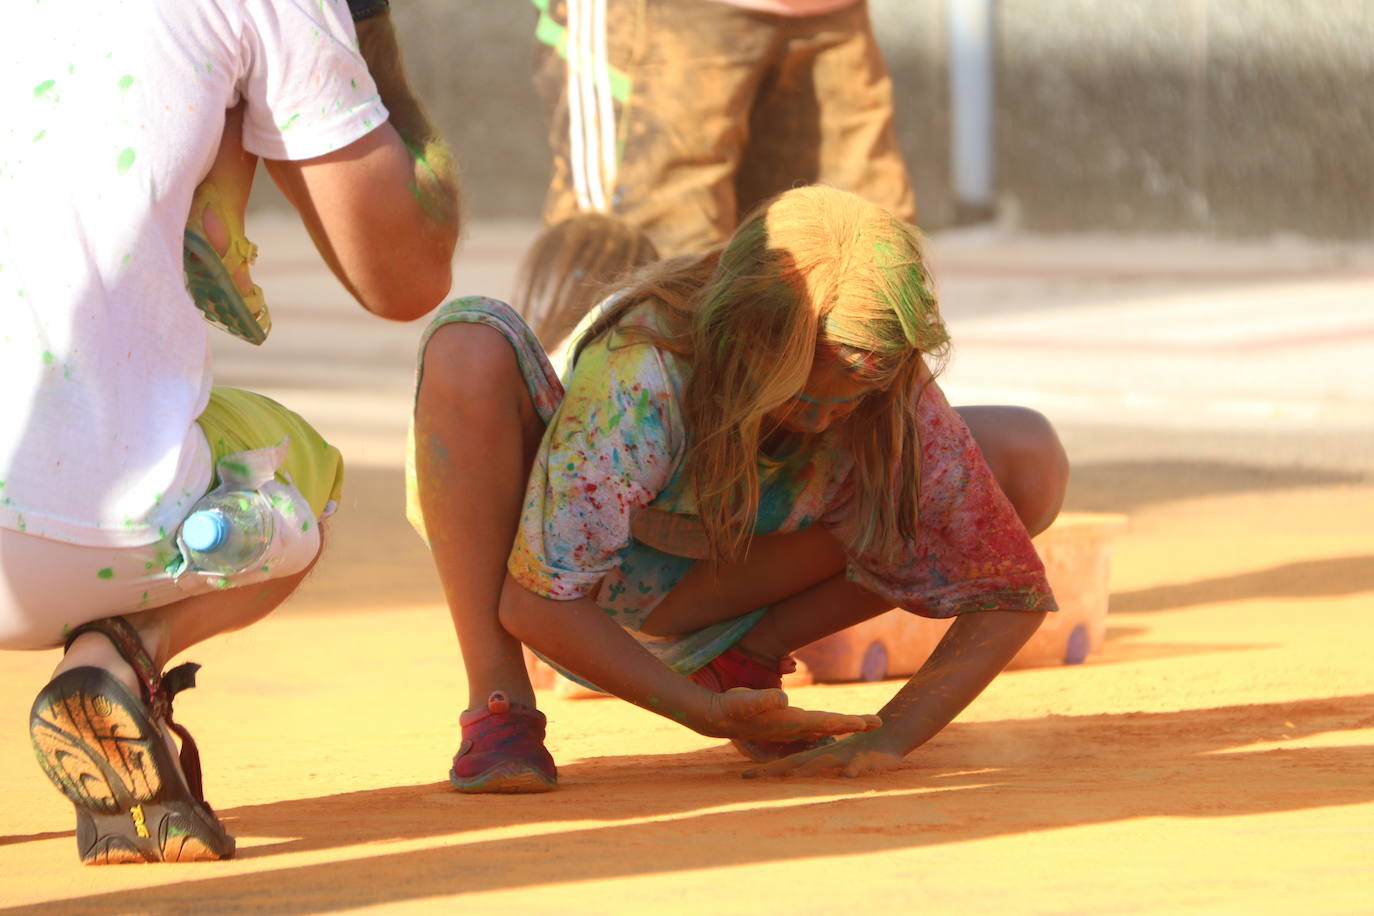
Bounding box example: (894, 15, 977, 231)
(28, 616, 235, 864)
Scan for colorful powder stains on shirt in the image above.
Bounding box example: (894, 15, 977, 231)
(509, 297, 1053, 623)
(408, 298, 1054, 682)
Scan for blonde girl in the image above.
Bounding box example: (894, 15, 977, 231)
(412, 186, 1066, 791)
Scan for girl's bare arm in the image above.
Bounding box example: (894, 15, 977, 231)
(744, 608, 1046, 778)
(497, 574, 881, 742)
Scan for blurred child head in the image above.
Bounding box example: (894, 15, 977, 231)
(512, 212, 659, 353)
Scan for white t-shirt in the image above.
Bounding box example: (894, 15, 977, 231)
(0, 0, 387, 547)
(705, 0, 860, 16)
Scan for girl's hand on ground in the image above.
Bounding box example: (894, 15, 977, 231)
(696, 687, 882, 742)
(741, 731, 903, 779)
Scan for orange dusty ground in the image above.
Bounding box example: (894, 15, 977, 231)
(2, 466, 1371, 914)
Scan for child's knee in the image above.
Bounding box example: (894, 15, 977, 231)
(420, 324, 520, 399)
(1008, 407, 1069, 535)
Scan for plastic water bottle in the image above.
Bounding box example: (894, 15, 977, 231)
(178, 490, 275, 576)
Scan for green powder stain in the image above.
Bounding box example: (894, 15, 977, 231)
(41, 350, 54, 365)
(17, 514, 26, 531)
(115, 147, 136, 175)
(61, 623, 71, 637)
(122, 253, 131, 266)
(33, 130, 46, 143)
(351, 79, 358, 90)
(279, 113, 301, 130)
(117, 74, 134, 93)
(96, 567, 114, 579)
(301, 519, 311, 532)
(144, 561, 154, 569)
(33, 79, 56, 99)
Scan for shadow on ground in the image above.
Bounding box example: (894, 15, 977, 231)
(7, 695, 1372, 915)
(1112, 554, 1374, 613)
(1064, 459, 1365, 515)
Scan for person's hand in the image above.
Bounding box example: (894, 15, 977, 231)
(692, 687, 882, 742)
(741, 730, 903, 779)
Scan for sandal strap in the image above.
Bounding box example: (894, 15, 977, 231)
(63, 618, 209, 803)
(64, 616, 168, 718)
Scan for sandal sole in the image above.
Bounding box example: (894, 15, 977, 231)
(449, 761, 557, 794)
(184, 230, 270, 346)
(29, 667, 235, 864)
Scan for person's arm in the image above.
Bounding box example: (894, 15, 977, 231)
(264, 11, 460, 321)
(498, 575, 882, 742)
(743, 608, 1044, 778)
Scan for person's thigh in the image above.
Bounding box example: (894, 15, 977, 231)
(738, 1, 915, 223)
(0, 527, 190, 649)
(0, 389, 343, 649)
(537, 0, 779, 256)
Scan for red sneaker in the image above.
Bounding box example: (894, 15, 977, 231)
(689, 647, 835, 763)
(449, 692, 558, 793)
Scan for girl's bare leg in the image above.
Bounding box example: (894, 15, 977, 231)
(414, 324, 547, 710)
(956, 405, 1069, 537)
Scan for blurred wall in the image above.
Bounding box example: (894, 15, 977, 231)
(378, 1, 1372, 239)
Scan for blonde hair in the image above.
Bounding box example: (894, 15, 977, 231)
(577, 186, 948, 563)
(512, 213, 659, 351)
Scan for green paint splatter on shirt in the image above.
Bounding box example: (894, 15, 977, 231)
(279, 113, 301, 130)
(115, 147, 136, 175)
(33, 130, 46, 143)
(33, 79, 56, 99)
(301, 519, 311, 532)
(96, 567, 114, 579)
(117, 74, 134, 93)
(41, 350, 54, 365)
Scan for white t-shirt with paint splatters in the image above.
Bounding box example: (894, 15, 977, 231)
(0, 0, 387, 546)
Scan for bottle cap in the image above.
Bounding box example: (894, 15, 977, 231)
(182, 510, 229, 551)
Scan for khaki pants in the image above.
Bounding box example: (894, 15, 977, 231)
(534, 0, 916, 257)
